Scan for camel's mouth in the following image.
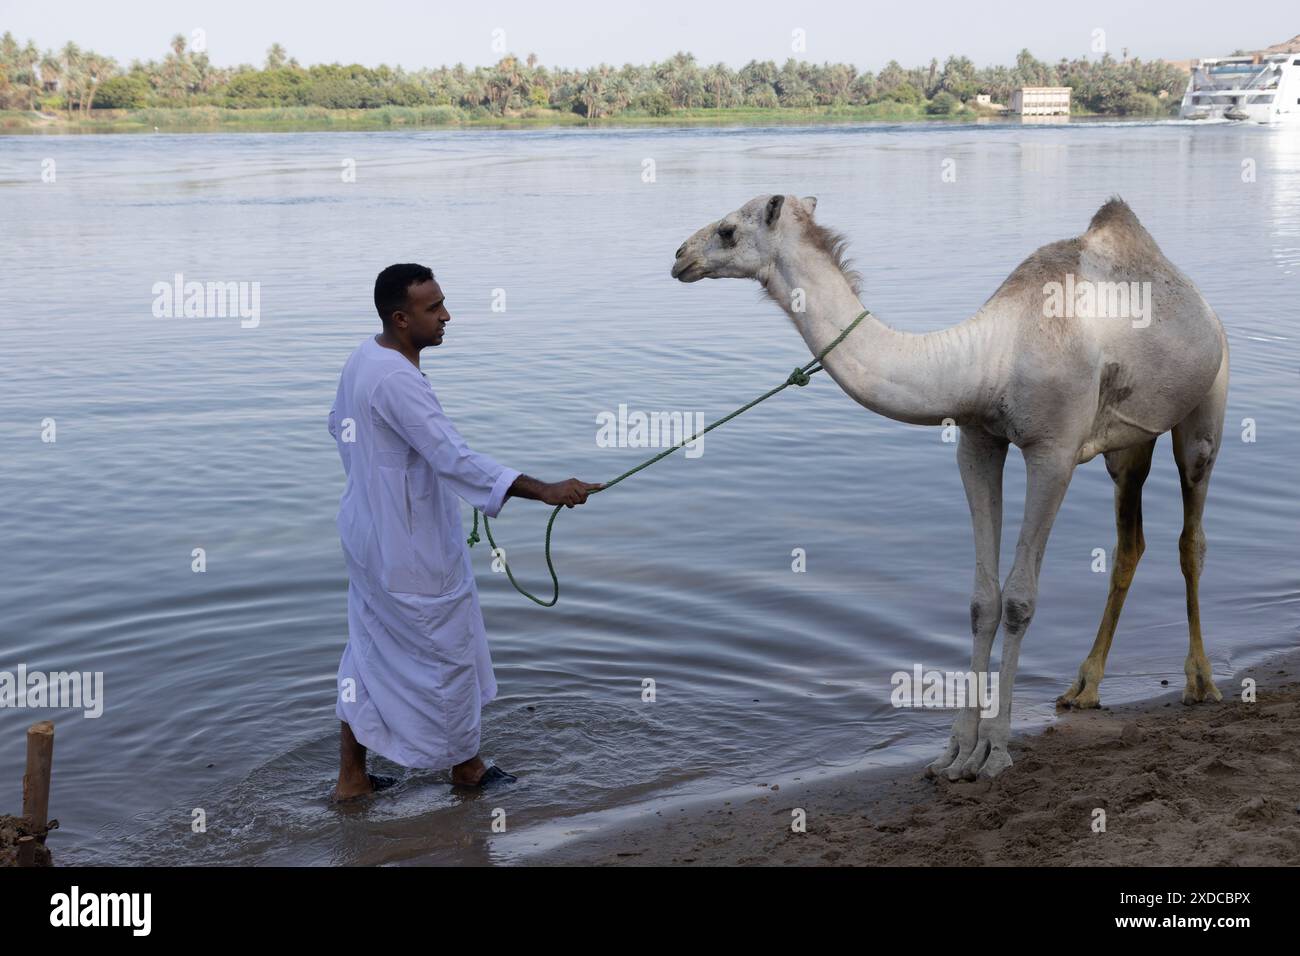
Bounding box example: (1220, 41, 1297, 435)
(671, 258, 704, 282)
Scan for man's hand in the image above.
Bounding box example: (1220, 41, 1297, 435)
(541, 478, 603, 508)
(507, 474, 604, 507)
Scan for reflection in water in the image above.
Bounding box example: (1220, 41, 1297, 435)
(1263, 128, 1300, 275)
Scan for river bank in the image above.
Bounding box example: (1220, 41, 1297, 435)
(507, 649, 1300, 866)
(0, 101, 1136, 135)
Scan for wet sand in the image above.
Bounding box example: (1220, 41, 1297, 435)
(523, 651, 1300, 866)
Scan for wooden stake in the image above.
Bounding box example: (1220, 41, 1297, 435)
(22, 720, 54, 836)
(16, 835, 36, 867)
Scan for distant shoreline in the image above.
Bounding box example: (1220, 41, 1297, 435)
(0, 103, 1130, 136)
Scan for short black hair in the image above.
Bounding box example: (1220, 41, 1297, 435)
(374, 263, 434, 323)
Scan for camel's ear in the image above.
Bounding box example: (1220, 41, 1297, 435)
(801, 196, 817, 215)
(765, 194, 785, 227)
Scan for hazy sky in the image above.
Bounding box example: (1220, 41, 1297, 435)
(0, 0, 1291, 70)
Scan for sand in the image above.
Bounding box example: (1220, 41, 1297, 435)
(527, 650, 1300, 866)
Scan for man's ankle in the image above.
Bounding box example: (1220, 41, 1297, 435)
(451, 756, 486, 783)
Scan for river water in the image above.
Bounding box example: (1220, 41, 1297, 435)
(0, 119, 1296, 864)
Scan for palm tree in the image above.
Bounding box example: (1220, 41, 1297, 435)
(704, 63, 732, 108)
(82, 52, 117, 110)
(487, 55, 522, 114)
(39, 52, 61, 109)
(159, 33, 197, 102)
(578, 66, 607, 118)
(605, 74, 632, 113)
(265, 43, 287, 70)
(59, 42, 83, 114)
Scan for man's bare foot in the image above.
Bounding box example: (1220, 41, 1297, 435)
(334, 721, 386, 803)
(333, 773, 398, 803)
(333, 770, 375, 803)
(450, 756, 516, 789)
(451, 755, 487, 786)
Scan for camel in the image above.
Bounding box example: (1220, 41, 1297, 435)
(671, 194, 1227, 780)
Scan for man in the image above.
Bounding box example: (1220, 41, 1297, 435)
(329, 263, 601, 800)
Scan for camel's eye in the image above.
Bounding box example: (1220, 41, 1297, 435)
(717, 224, 737, 245)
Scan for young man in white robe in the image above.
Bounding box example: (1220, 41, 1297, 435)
(329, 263, 601, 800)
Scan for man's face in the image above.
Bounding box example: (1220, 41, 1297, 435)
(399, 279, 450, 348)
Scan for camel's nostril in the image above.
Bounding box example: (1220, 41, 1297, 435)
(675, 244, 686, 259)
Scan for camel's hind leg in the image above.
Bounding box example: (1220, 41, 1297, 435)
(1057, 439, 1156, 709)
(1172, 356, 1228, 705)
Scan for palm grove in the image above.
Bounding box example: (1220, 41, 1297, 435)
(0, 34, 1188, 119)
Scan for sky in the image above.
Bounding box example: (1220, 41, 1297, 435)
(0, 0, 1292, 71)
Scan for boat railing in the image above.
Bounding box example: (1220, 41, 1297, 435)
(1192, 63, 1283, 94)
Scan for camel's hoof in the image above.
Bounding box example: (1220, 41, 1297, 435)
(976, 747, 1014, 780)
(925, 741, 957, 779)
(926, 752, 970, 782)
(925, 761, 961, 781)
(956, 735, 1014, 780)
(925, 754, 950, 779)
(1058, 669, 1103, 710)
(959, 739, 991, 780)
(1182, 675, 1222, 705)
(1058, 689, 1100, 710)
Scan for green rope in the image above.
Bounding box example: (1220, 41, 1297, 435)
(467, 309, 871, 606)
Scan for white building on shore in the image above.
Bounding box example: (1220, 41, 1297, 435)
(1009, 87, 1071, 116)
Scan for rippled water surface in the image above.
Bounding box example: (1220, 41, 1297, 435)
(1, 120, 1296, 864)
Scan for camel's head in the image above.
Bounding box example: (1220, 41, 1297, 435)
(671, 194, 819, 283)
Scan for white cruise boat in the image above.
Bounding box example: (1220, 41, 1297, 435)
(1180, 51, 1300, 124)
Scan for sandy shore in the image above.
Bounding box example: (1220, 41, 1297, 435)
(522, 650, 1300, 865)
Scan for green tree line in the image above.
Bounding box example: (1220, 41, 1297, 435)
(0, 35, 1187, 118)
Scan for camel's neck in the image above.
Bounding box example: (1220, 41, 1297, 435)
(761, 254, 998, 426)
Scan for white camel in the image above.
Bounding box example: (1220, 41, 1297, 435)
(671, 194, 1227, 780)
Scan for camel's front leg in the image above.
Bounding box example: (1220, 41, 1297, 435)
(962, 446, 1075, 780)
(928, 427, 1007, 781)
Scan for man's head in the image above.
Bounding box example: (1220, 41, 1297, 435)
(373, 263, 449, 349)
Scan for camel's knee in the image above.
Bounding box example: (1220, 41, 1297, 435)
(1178, 438, 1218, 488)
(970, 582, 1001, 637)
(1002, 588, 1036, 633)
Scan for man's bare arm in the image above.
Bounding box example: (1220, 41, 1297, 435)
(507, 474, 603, 508)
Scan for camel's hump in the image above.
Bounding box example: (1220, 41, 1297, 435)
(1081, 196, 1162, 263)
(1087, 196, 1140, 232)
(1081, 196, 1164, 248)
(977, 198, 1167, 315)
